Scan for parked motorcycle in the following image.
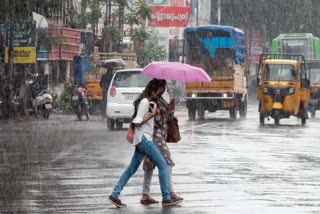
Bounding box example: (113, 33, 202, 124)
(26, 73, 53, 119)
(72, 85, 89, 121)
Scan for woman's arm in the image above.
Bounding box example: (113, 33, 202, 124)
(133, 99, 157, 125)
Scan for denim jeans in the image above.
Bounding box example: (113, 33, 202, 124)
(143, 165, 174, 194)
(111, 135, 170, 201)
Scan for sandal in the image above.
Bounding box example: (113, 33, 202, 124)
(171, 193, 184, 201)
(140, 197, 159, 205)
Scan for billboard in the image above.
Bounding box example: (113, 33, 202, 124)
(4, 21, 36, 64)
(148, 6, 191, 27)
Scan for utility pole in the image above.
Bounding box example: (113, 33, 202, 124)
(196, 0, 199, 26)
(217, 0, 221, 25)
(81, 0, 87, 29)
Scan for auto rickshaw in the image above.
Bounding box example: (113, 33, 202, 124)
(306, 60, 320, 118)
(257, 54, 310, 125)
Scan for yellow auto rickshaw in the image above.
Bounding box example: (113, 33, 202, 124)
(257, 54, 310, 125)
(306, 60, 320, 118)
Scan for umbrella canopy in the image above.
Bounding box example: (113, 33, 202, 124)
(141, 62, 211, 82)
(97, 58, 126, 68)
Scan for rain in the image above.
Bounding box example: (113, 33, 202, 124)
(1, 1, 320, 213)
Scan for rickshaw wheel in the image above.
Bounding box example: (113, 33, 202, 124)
(259, 112, 265, 125)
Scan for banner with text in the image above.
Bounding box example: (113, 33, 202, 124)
(5, 47, 36, 64)
(148, 6, 191, 27)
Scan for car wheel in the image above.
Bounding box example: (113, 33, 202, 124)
(107, 117, 115, 130)
(116, 121, 123, 130)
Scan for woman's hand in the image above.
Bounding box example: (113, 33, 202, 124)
(150, 102, 157, 116)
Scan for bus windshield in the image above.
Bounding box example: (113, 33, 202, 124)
(280, 39, 314, 59)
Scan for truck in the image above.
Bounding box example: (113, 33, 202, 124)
(85, 52, 137, 113)
(183, 25, 248, 120)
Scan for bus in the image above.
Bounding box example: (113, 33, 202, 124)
(271, 33, 320, 60)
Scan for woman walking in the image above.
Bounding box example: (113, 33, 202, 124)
(140, 79, 183, 205)
(108, 79, 182, 208)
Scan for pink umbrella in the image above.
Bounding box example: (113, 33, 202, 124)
(141, 62, 211, 82)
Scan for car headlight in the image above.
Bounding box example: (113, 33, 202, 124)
(222, 93, 228, 98)
(263, 87, 268, 94)
(288, 87, 295, 94)
(191, 93, 197, 98)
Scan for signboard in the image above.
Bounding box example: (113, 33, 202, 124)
(6, 21, 36, 47)
(148, 6, 191, 27)
(4, 47, 36, 63)
(5, 21, 36, 64)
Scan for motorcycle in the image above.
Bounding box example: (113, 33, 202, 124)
(26, 73, 53, 119)
(72, 85, 89, 121)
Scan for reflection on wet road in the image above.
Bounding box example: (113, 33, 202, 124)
(1, 102, 320, 213)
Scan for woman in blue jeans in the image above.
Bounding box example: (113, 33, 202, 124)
(108, 79, 183, 208)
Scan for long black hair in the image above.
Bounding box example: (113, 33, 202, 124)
(131, 79, 164, 127)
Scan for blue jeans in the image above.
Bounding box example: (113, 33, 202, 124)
(111, 135, 170, 201)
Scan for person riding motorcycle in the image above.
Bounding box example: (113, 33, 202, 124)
(72, 84, 89, 121)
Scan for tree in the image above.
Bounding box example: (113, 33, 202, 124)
(125, 0, 152, 51)
(136, 29, 167, 67)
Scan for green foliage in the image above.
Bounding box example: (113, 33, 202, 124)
(38, 30, 64, 51)
(58, 80, 73, 111)
(85, 0, 105, 27)
(136, 29, 167, 67)
(105, 26, 122, 41)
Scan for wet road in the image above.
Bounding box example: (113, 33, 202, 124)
(1, 101, 320, 213)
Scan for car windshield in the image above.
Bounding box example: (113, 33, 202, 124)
(263, 64, 296, 81)
(112, 71, 153, 87)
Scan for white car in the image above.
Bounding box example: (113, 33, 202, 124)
(106, 68, 153, 130)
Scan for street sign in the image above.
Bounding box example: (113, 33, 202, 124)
(5, 21, 36, 47)
(5, 21, 36, 64)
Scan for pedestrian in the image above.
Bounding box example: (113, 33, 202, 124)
(100, 65, 113, 119)
(140, 79, 183, 205)
(108, 79, 183, 208)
